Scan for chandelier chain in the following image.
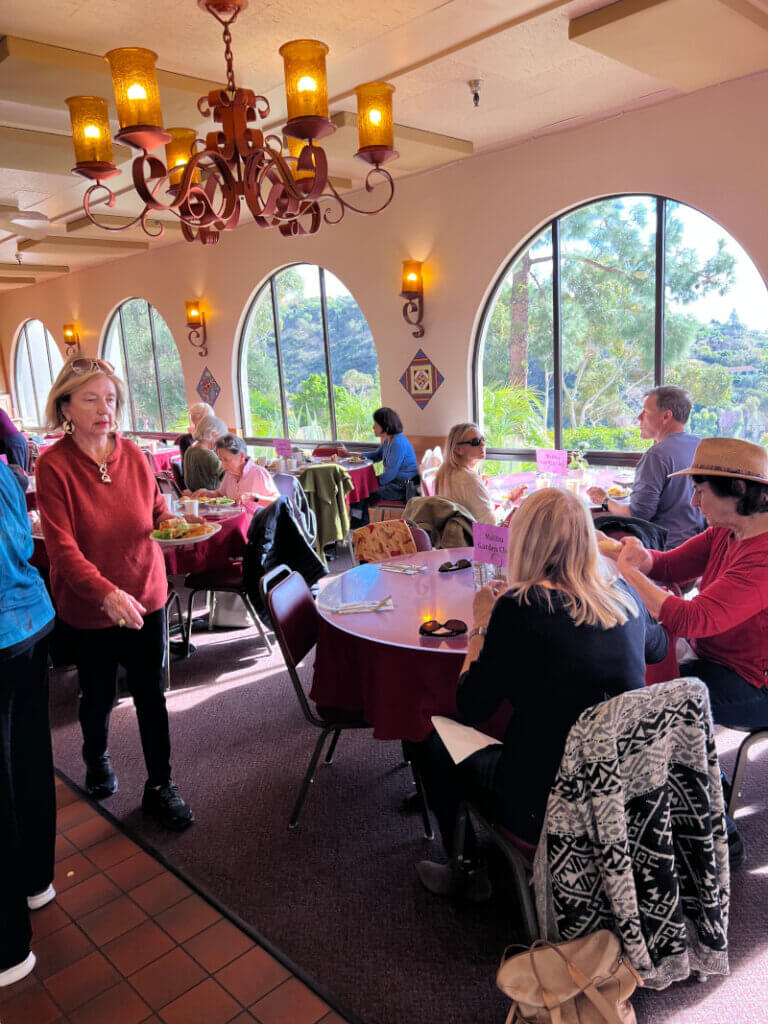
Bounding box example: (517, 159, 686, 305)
(222, 23, 236, 94)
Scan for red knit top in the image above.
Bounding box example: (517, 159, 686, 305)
(651, 526, 768, 690)
(36, 434, 168, 629)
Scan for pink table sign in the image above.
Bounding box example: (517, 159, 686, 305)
(536, 448, 568, 475)
(472, 522, 509, 567)
(273, 438, 293, 457)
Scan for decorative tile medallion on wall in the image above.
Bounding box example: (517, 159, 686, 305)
(400, 349, 444, 409)
(197, 366, 221, 406)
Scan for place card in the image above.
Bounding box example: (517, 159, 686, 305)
(536, 448, 568, 475)
(473, 522, 509, 568)
(273, 438, 293, 457)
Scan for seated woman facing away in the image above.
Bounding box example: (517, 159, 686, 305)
(614, 436, 768, 867)
(175, 401, 212, 461)
(190, 433, 279, 508)
(341, 407, 418, 524)
(182, 413, 226, 493)
(434, 423, 525, 525)
(411, 487, 667, 899)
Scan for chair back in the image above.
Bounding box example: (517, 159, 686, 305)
(409, 524, 432, 552)
(154, 472, 180, 497)
(272, 473, 317, 545)
(170, 458, 184, 492)
(352, 520, 417, 564)
(261, 566, 318, 669)
(312, 444, 344, 457)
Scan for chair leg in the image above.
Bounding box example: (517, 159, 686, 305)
(727, 730, 768, 819)
(163, 599, 172, 693)
(324, 729, 342, 764)
(494, 839, 539, 945)
(410, 760, 434, 841)
(184, 589, 198, 657)
(290, 729, 331, 828)
(241, 593, 272, 653)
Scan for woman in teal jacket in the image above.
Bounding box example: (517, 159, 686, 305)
(0, 459, 56, 988)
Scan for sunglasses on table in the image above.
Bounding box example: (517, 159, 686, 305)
(70, 357, 115, 375)
(456, 436, 486, 448)
(419, 618, 468, 638)
(438, 558, 472, 573)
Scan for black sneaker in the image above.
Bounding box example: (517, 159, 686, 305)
(728, 829, 746, 870)
(142, 782, 194, 831)
(85, 755, 118, 800)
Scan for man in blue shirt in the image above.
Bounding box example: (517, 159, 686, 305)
(588, 386, 705, 550)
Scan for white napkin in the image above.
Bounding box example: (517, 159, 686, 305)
(379, 563, 427, 575)
(431, 716, 501, 765)
(322, 595, 394, 614)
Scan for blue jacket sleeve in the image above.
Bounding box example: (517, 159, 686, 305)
(629, 449, 666, 522)
(362, 444, 384, 464)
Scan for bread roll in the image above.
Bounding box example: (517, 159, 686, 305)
(597, 537, 622, 556)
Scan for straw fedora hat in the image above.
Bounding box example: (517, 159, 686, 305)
(668, 437, 768, 485)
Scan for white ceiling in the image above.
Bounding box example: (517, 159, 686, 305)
(1, 0, 766, 288)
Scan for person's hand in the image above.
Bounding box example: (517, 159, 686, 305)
(181, 489, 192, 498)
(508, 484, 527, 503)
(336, 446, 350, 457)
(587, 486, 607, 504)
(102, 588, 145, 630)
(182, 514, 205, 524)
(472, 579, 506, 625)
(617, 536, 653, 575)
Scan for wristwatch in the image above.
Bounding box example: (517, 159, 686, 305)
(601, 498, 610, 511)
(469, 625, 488, 641)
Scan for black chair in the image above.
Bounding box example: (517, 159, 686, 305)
(272, 473, 317, 546)
(164, 590, 185, 690)
(726, 727, 768, 818)
(261, 564, 433, 836)
(155, 472, 181, 498)
(170, 458, 184, 493)
(183, 561, 272, 656)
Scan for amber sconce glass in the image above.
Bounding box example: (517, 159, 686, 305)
(165, 128, 200, 189)
(62, 322, 81, 354)
(355, 81, 396, 166)
(280, 39, 334, 140)
(401, 260, 425, 338)
(65, 96, 118, 181)
(105, 47, 170, 150)
(185, 301, 207, 357)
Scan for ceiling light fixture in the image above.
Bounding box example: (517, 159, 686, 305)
(64, 0, 397, 245)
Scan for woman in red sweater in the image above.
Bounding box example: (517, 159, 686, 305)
(36, 357, 193, 831)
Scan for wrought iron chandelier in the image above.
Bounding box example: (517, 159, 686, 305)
(65, 0, 397, 245)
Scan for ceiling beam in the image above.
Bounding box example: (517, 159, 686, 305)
(0, 262, 68, 273)
(18, 236, 150, 252)
(0, 276, 36, 284)
(66, 213, 182, 233)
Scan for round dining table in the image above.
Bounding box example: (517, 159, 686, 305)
(310, 548, 509, 743)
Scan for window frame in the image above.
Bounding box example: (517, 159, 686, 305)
(471, 193, 735, 467)
(102, 298, 181, 435)
(13, 318, 62, 427)
(237, 263, 376, 447)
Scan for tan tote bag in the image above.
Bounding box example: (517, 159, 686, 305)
(496, 930, 642, 1024)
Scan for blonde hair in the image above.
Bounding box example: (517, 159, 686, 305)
(435, 422, 480, 495)
(45, 357, 126, 431)
(189, 402, 212, 427)
(506, 488, 637, 629)
(193, 413, 227, 442)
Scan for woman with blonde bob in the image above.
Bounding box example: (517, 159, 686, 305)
(413, 488, 667, 899)
(36, 356, 194, 831)
(435, 422, 525, 524)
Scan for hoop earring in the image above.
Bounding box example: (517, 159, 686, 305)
(63, 419, 74, 435)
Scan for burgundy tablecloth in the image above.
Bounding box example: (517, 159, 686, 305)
(347, 463, 378, 504)
(147, 447, 181, 472)
(163, 511, 251, 575)
(26, 490, 37, 510)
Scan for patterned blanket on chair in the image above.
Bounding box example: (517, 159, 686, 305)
(533, 679, 729, 990)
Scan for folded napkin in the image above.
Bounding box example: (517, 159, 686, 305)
(379, 563, 427, 575)
(322, 595, 394, 615)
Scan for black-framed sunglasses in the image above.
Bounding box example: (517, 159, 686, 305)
(419, 618, 468, 638)
(438, 558, 472, 573)
(456, 436, 486, 448)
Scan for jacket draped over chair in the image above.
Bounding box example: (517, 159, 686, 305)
(403, 496, 475, 549)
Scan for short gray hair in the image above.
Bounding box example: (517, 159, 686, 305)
(193, 413, 227, 442)
(644, 386, 692, 425)
(215, 433, 247, 457)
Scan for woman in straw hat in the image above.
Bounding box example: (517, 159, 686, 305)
(615, 437, 768, 866)
(36, 356, 194, 831)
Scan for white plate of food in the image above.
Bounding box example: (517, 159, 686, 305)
(606, 485, 631, 500)
(150, 519, 222, 546)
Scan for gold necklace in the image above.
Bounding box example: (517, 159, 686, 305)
(97, 439, 114, 484)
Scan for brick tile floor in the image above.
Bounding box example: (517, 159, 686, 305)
(0, 776, 348, 1024)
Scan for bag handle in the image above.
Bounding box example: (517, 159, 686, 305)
(565, 961, 628, 1024)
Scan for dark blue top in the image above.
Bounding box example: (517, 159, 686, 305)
(456, 581, 667, 843)
(630, 432, 705, 549)
(363, 433, 418, 485)
(0, 460, 54, 655)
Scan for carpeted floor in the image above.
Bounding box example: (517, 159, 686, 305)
(48, 573, 768, 1024)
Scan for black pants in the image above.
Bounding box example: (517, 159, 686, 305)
(680, 659, 768, 728)
(0, 635, 55, 970)
(406, 732, 504, 859)
(64, 609, 172, 787)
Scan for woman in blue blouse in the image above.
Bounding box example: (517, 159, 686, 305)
(341, 407, 418, 523)
(0, 460, 56, 988)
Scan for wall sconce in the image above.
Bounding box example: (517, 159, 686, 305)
(185, 301, 207, 357)
(62, 323, 81, 355)
(400, 260, 424, 338)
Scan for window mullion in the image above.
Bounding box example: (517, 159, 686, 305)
(270, 277, 290, 439)
(318, 267, 337, 441)
(146, 301, 166, 432)
(654, 197, 665, 385)
(552, 220, 563, 449)
(118, 306, 138, 432)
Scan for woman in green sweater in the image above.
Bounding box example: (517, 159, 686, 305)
(183, 414, 226, 492)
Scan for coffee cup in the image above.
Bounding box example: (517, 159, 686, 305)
(182, 498, 199, 517)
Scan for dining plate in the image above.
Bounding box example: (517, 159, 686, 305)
(150, 523, 221, 546)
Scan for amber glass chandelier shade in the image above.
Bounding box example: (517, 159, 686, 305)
(165, 128, 200, 186)
(280, 39, 330, 121)
(105, 48, 163, 129)
(401, 260, 423, 297)
(283, 134, 313, 181)
(66, 96, 114, 165)
(355, 82, 394, 150)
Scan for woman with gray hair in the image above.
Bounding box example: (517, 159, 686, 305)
(190, 433, 278, 507)
(175, 402, 213, 459)
(182, 413, 226, 492)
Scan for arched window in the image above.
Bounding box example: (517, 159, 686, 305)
(14, 319, 64, 427)
(474, 196, 768, 462)
(238, 264, 381, 442)
(103, 299, 187, 433)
